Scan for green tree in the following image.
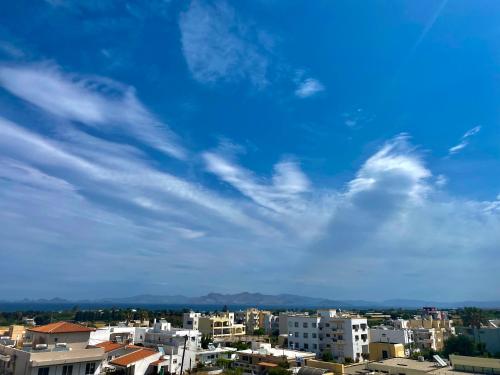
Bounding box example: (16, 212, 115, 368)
(321, 352, 334, 362)
(253, 328, 266, 336)
(233, 341, 250, 350)
(461, 308, 485, 329)
(443, 335, 476, 357)
(201, 334, 212, 349)
(216, 358, 233, 369)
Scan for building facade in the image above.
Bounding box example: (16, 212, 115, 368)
(286, 310, 369, 363)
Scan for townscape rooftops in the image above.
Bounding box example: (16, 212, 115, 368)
(237, 347, 316, 360)
(110, 348, 157, 367)
(28, 322, 94, 334)
(95, 341, 127, 353)
(367, 358, 464, 375)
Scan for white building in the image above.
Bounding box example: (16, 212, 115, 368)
(235, 342, 316, 374)
(89, 326, 147, 346)
(195, 346, 237, 365)
(370, 326, 414, 345)
(370, 326, 413, 356)
(261, 312, 279, 335)
(286, 309, 369, 363)
(287, 314, 321, 353)
(143, 319, 201, 373)
(183, 312, 201, 331)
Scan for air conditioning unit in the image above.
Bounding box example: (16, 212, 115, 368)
(35, 344, 48, 350)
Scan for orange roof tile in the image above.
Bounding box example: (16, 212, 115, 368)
(28, 322, 94, 334)
(111, 349, 157, 367)
(95, 341, 127, 353)
(150, 359, 166, 366)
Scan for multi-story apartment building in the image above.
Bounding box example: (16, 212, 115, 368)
(286, 310, 369, 363)
(260, 312, 279, 335)
(183, 312, 245, 338)
(235, 309, 273, 335)
(412, 328, 441, 351)
(182, 312, 200, 331)
(287, 314, 321, 353)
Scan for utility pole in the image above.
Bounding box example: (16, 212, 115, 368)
(179, 335, 188, 375)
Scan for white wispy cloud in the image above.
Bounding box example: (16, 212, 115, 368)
(0, 63, 186, 159)
(203, 151, 311, 214)
(179, 0, 270, 87)
(448, 125, 481, 155)
(0, 60, 498, 299)
(295, 77, 324, 98)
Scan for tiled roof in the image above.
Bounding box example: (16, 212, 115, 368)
(28, 322, 94, 334)
(150, 359, 167, 366)
(95, 341, 127, 353)
(111, 348, 157, 367)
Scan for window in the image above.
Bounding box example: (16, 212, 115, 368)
(355, 335, 359, 341)
(85, 363, 96, 375)
(313, 344, 317, 350)
(62, 366, 73, 375)
(304, 344, 309, 349)
(303, 322, 308, 328)
(295, 332, 299, 337)
(312, 323, 317, 328)
(382, 350, 388, 359)
(303, 333, 308, 338)
(294, 322, 299, 327)
(325, 323, 330, 327)
(38, 368, 49, 375)
(312, 333, 317, 338)
(288, 322, 292, 327)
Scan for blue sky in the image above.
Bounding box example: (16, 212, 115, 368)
(0, 0, 499, 301)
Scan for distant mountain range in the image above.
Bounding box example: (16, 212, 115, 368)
(2, 292, 500, 309)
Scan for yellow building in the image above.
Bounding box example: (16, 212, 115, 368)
(304, 359, 345, 375)
(369, 342, 405, 361)
(198, 312, 246, 338)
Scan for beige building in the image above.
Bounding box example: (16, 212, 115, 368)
(0, 322, 105, 375)
(0, 326, 26, 347)
(25, 322, 96, 350)
(408, 317, 454, 351)
(197, 312, 246, 338)
(236, 309, 271, 334)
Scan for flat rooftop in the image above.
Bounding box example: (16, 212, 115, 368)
(366, 358, 465, 375)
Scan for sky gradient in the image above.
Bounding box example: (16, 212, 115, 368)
(0, 0, 499, 301)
